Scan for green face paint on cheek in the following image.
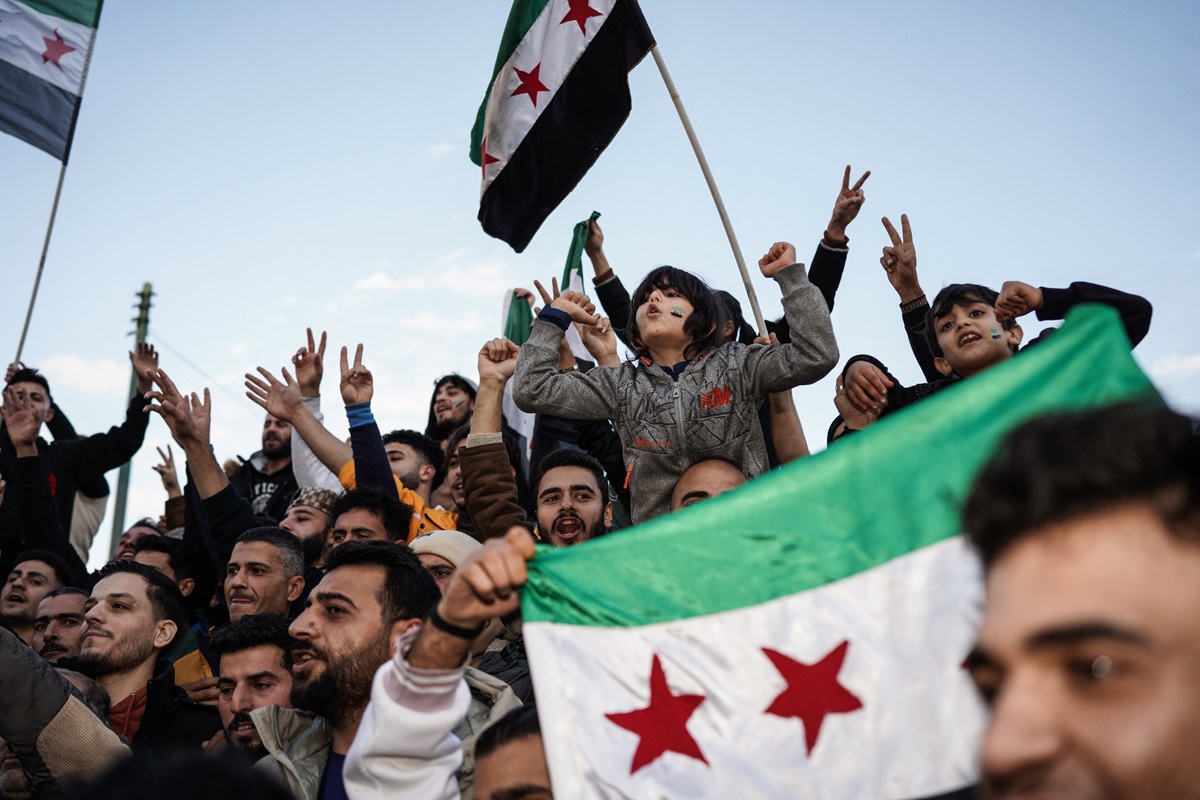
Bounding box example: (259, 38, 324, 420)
(990, 328, 1002, 339)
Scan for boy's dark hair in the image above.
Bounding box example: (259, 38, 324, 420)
(321, 539, 439, 625)
(95, 560, 187, 644)
(12, 549, 75, 588)
(209, 612, 294, 672)
(963, 402, 1200, 570)
(926, 283, 1016, 358)
(135, 535, 197, 582)
(329, 487, 414, 543)
(5, 367, 52, 400)
(531, 448, 610, 507)
(714, 290, 755, 345)
(383, 429, 446, 487)
(476, 704, 542, 761)
(626, 266, 724, 362)
(234, 527, 305, 579)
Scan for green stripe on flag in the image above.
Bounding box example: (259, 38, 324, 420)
(561, 210, 599, 292)
(522, 304, 1160, 627)
(18, 0, 101, 28)
(504, 291, 535, 346)
(469, 0, 551, 165)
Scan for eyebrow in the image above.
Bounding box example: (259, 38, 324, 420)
(313, 590, 358, 609)
(490, 786, 553, 800)
(36, 612, 85, 624)
(680, 490, 710, 505)
(1026, 621, 1149, 651)
(229, 560, 275, 571)
(13, 569, 51, 581)
(538, 483, 598, 500)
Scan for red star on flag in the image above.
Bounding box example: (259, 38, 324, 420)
(762, 641, 863, 754)
(560, 0, 604, 34)
(605, 655, 709, 774)
(41, 28, 76, 68)
(480, 137, 501, 180)
(510, 63, 549, 107)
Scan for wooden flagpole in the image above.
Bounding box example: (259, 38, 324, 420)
(649, 44, 768, 338)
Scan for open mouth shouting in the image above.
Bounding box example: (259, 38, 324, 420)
(552, 512, 586, 543)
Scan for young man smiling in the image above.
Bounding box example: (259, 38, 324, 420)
(224, 528, 306, 623)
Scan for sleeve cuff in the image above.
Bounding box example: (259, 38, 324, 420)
(536, 307, 572, 332)
(465, 432, 504, 448)
(345, 401, 374, 429)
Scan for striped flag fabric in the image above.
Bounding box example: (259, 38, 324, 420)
(520, 305, 1159, 799)
(0, 0, 103, 160)
(470, 0, 654, 253)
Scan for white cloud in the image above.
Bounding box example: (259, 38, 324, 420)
(427, 143, 455, 159)
(352, 272, 428, 292)
(229, 343, 249, 355)
(283, 295, 300, 305)
(1149, 353, 1200, 380)
(39, 354, 126, 396)
(1191, 250, 1200, 260)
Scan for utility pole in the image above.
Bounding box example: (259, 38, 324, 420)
(109, 283, 153, 556)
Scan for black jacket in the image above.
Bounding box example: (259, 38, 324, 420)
(131, 661, 221, 755)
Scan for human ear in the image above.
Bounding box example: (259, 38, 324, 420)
(44, 405, 55, 422)
(934, 357, 955, 378)
(389, 617, 422, 656)
(153, 619, 178, 650)
(1008, 323, 1023, 349)
(420, 464, 436, 486)
(603, 503, 613, 530)
(287, 576, 305, 603)
(178, 578, 195, 598)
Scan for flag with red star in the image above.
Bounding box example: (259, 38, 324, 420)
(0, 0, 104, 161)
(520, 305, 1160, 798)
(469, 0, 654, 252)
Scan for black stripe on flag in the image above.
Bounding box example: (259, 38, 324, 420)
(0, 58, 78, 161)
(478, 0, 654, 253)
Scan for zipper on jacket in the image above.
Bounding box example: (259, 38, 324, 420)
(624, 460, 635, 490)
(672, 385, 689, 461)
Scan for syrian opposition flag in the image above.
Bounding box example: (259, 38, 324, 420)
(470, 0, 654, 253)
(0, 0, 103, 161)
(521, 305, 1159, 799)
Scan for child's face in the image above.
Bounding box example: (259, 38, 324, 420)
(635, 285, 694, 352)
(934, 301, 1020, 378)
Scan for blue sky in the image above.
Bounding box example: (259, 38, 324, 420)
(2, 1, 1197, 569)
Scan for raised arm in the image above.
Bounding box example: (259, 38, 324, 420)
(880, 214, 941, 382)
(245, 364, 353, 479)
(288, 328, 345, 491)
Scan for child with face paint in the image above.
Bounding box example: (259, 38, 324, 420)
(512, 243, 839, 524)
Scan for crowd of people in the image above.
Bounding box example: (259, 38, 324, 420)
(1, 164, 1195, 800)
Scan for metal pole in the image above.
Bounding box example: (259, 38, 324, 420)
(109, 283, 153, 553)
(649, 44, 768, 338)
(14, 163, 70, 364)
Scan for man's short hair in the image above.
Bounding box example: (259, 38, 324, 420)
(56, 668, 111, 720)
(531, 448, 610, 507)
(12, 549, 75, 588)
(925, 283, 1016, 357)
(135, 535, 198, 582)
(5, 366, 52, 400)
(209, 612, 294, 672)
(94, 560, 187, 642)
(321, 540, 439, 625)
(44, 585, 89, 601)
(128, 517, 165, 535)
(383, 429, 446, 486)
(329, 487, 413, 543)
(963, 402, 1200, 569)
(234, 527, 305, 578)
(476, 704, 542, 761)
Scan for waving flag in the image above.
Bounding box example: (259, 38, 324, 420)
(470, 0, 653, 252)
(0, 0, 103, 160)
(521, 305, 1159, 799)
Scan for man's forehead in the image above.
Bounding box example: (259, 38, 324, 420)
(91, 571, 149, 599)
(38, 593, 85, 614)
(334, 508, 386, 533)
(220, 643, 289, 676)
(13, 559, 54, 578)
(538, 466, 600, 495)
(10, 380, 48, 398)
(314, 564, 385, 605)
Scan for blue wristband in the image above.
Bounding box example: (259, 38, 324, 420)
(345, 401, 374, 429)
(537, 307, 572, 332)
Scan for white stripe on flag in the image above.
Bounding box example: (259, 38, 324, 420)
(480, 0, 619, 196)
(526, 537, 986, 799)
(0, 0, 93, 95)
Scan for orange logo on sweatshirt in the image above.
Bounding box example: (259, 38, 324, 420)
(699, 386, 731, 411)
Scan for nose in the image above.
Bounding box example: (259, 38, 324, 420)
(289, 608, 314, 641)
(980, 672, 1065, 787)
(227, 569, 247, 591)
(43, 622, 60, 642)
(230, 683, 254, 714)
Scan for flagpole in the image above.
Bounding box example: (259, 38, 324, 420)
(14, 162, 70, 364)
(649, 44, 768, 338)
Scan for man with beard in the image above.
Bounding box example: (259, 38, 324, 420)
(278, 488, 339, 569)
(112, 518, 164, 561)
(425, 375, 477, 511)
(0, 626, 129, 799)
(208, 613, 294, 760)
(1, 550, 71, 645)
(531, 449, 612, 547)
(79, 560, 219, 752)
(229, 413, 298, 523)
(254, 539, 440, 800)
(964, 403, 1200, 799)
(32, 586, 88, 664)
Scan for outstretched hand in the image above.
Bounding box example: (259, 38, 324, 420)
(244, 366, 303, 423)
(880, 214, 922, 302)
(827, 165, 870, 241)
(339, 344, 373, 406)
(994, 281, 1044, 322)
(535, 277, 600, 326)
(293, 328, 327, 396)
(144, 369, 212, 449)
(758, 241, 797, 278)
(478, 338, 521, 384)
(130, 342, 160, 393)
(1, 386, 45, 452)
